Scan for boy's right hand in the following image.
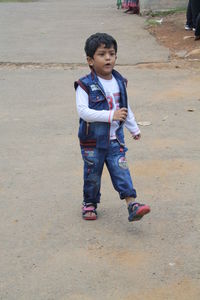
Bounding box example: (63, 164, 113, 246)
(113, 108, 128, 122)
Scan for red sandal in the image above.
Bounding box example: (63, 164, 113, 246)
(82, 204, 97, 220)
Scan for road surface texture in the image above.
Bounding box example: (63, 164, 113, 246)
(0, 1, 200, 299)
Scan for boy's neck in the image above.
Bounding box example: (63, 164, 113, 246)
(93, 69, 113, 80)
(97, 73, 113, 80)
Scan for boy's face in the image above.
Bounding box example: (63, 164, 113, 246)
(87, 44, 117, 79)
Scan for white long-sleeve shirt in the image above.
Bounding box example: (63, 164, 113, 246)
(76, 75, 140, 139)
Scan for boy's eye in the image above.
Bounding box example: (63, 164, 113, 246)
(98, 52, 115, 56)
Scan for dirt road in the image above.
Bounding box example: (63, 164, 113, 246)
(0, 1, 200, 299)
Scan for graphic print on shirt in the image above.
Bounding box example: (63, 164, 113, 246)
(113, 93, 120, 110)
(107, 92, 120, 110)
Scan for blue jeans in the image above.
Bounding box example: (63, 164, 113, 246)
(81, 140, 137, 205)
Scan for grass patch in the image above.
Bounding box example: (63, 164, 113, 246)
(147, 7, 186, 17)
(145, 7, 186, 27)
(145, 19, 160, 26)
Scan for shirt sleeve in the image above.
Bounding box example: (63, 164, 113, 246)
(124, 104, 141, 136)
(76, 86, 114, 123)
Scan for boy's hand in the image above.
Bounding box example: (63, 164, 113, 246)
(133, 133, 141, 140)
(113, 108, 128, 122)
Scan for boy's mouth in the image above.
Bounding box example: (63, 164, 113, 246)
(105, 63, 111, 67)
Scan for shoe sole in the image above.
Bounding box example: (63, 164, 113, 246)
(129, 206, 150, 222)
(83, 215, 97, 220)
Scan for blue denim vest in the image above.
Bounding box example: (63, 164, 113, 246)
(74, 69, 128, 149)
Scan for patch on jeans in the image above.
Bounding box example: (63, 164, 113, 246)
(118, 157, 128, 169)
(84, 149, 94, 158)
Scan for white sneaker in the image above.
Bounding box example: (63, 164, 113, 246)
(185, 24, 192, 30)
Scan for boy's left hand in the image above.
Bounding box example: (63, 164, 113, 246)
(133, 133, 141, 140)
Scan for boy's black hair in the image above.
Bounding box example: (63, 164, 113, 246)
(84, 33, 117, 58)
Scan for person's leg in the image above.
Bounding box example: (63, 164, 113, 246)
(185, 0, 193, 29)
(194, 13, 200, 39)
(135, 0, 140, 14)
(105, 140, 150, 221)
(191, 0, 200, 30)
(106, 141, 150, 221)
(81, 147, 105, 219)
(117, 0, 122, 9)
(105, 140, 137, 200)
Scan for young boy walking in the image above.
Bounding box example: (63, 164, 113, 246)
(74, 33, 150, 222)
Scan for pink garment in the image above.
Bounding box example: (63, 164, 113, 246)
(122, 0, 140, 14)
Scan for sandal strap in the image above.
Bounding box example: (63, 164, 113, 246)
(83, 206, 96, 211)
(82, 205, 97, 215)
(128, 202, 143, 208)
(82, 202, 97, 209)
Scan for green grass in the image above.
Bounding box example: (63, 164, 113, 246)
(148, 7, 186, 17)
(145, 7, 186, 27)
(145, 19, 161, 26)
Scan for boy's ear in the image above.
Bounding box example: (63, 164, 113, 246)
(87, 56, 94, 68)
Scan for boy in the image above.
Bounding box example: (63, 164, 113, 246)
(74, 33, 150, 221)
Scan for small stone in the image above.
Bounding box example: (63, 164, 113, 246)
(175, 50, 187, 58)
(162, 115, 168, 121)
(138, 121, 152, 126)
